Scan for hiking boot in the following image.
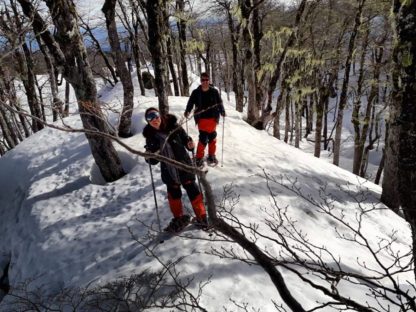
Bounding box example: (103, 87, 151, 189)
(195, 157, 204, 168)
(194, 215, 209, 230)
(164, 214, 191, 233)
(207, 155, 218, 166)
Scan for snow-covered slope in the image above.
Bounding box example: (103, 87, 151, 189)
(0, 80, 412, 311)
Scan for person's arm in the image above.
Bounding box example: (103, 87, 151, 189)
(184, 90, 196, 117)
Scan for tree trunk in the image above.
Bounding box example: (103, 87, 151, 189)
(0, 89, 19, 148)
(240, 0, 258, 124)
(4, 1, 43, 132)
(79, 16, 118, 86)
(290, 98, 295, 143)
(359, 47, 384, 178)
(392, 0, 416, 274)
(294, 100, 301, 148)
(273, 82, 288, 140)
(0, 66, 31, 138)
(176, 0, 189, 96)
(14, 45, 44, 132)
(314, 90, 324, 157)
(284, 93, 291, 143)
(375, 148, 385, 185)
(305, 95, 313, 138)
(224, 3, 244, 112)
(117, 0, 145, 95)
(333, 0, 366, 166)
(36, 35, 64, 122)
(266, 0, 307, 113)
(252, 4, 264, 122)
(381, 116, 400, 210)
(381, 0, 406, 211)
(351, 26, 370, 174)
(132, 37, 146, 96)
(146, 0, 169, 114)
(102, 0, 134, 138)
(323, 97, 329, 150)
(18, 0, 125, 182)
(64, 80, 70, 117)
(167, 34, 180, 96)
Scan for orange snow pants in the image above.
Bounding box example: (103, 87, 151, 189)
(196, 118, 218, 159)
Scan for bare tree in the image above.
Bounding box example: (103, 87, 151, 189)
(116, 0, 146, 95)
(390, 0, 416, 282)
(102, 0, 135, 138)
(17, 0, 125, 182)
(0, 1, 44, 133)
(175, 0, 190, 96)
(206, 171, 415, 311)
(78, 15, 119, 86)
(333, 0, 366, 166)
(146, 0, 170, 114)
(4, 255, 209, 311)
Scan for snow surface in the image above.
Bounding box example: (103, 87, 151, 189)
(0, 72, 413, 311)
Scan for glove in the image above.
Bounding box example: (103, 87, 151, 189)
(144, 145, 159, 165)
(221, 111, 226, 117)
(184, 111, 190, 118)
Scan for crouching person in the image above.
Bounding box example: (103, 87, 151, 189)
(142, 107, 208, 232)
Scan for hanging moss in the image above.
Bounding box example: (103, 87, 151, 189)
(185, 38, 205, 53)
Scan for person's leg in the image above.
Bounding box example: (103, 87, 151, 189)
(207, 130, 217, 158)
(166, 184, 183, 218)
(165, 184, 191, 232)
(196, 130, 209, 160)
(183, 181, 206, 220)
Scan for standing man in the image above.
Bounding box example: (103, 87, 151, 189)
(184, 72, 225, 167)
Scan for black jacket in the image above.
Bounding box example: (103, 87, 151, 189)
(143, 114, 195, 185)
(185, 86, 225, 123)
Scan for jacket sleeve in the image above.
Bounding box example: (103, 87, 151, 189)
(185, 90, 196, 114)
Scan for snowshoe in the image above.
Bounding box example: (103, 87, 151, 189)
(207, 155, 218, 167)
(164, 215, 191, 233)
(193, 215, 210, 231)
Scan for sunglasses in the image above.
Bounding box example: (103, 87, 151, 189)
(146, 111, 160, 122)
(201, 78, 209, 82)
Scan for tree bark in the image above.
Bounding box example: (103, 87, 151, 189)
(223, 1, 244, 112)
(17, 0, 125, 182)
(102, 0, 134, 138)
(266, 0, 307, 113)
(146, 0, 169, 114)
(392, 0, 416, 279)
(240, 0, 258, 124)
(79, 16, 118, 86)
(273, 80, 288, 140)
(64, 80, 70, 117)
(314, 90, 324, 157)
(167, 34, 180, 96)
(351, 26, 370, 174)
(176, 0, 190, 96)
(333, 0, 366, 166)
(0, 88, 19, 149)
(0, 66, 30, 138)
(36, 35, 64, 122)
